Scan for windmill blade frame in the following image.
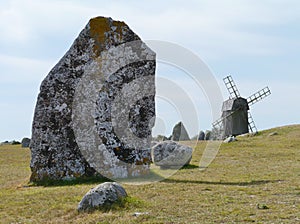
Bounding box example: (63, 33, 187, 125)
(212, 110, 237, 129)
(212, 110, 239, 139)
(212, 110, 258, 137)
(223, 75, 241, 99)
(247, 87, 271, 106)
(213, 75, 270, 139)
(247, 111, 258, 134)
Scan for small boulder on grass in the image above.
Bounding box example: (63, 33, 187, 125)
(223, 136, 237, 143)
(78, 182, 127, 212)
(152, 141, 192, 169)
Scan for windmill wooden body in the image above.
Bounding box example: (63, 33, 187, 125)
(213, 75, 271, 139)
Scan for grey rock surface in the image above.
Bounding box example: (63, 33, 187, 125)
(205, 130, 211, 140)
(21, 138, 31, 148)
(153, 135, 168, 142)
(223, 136, 237, 143)
(30, 16, 155, 181)
(150, 141, 159, 147)
(171, 122, 190, 141)
(152, 141, 192, 168)
(198, 131, 205, 141)
(78, 182, 127, 212)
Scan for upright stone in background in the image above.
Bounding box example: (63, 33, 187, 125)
(198, 131, 205, 141)
(30, 17, 156, 181)
(21, 138, 31, 148)
(204, 130, 211, 140)
(171, 121, 190, 141)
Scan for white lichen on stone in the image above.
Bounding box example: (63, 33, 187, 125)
(78, 182, 127, 212)
(30, 16, 156, 181)
(152, 141, 192, 169)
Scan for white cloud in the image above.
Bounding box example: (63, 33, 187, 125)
(0, 54, 54, 83)
(106, 0, 300, 58)
(0, 0, 299, 141)
(0, 0, 295, 66)
(0, 2, 31, 43)
(1, 0, 299, 60)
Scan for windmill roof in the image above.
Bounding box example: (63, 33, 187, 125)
(222, 97, 249, 111)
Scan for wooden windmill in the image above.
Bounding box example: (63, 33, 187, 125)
(212, 75, 271, 139)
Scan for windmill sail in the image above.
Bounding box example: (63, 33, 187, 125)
(247, 111, 257, 133)
(247, 87, 271, 106)
(223, 75, 241, 99)
(212, 110, 236, 129)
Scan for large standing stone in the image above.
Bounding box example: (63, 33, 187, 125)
(78, 182, 127, 212)
(152, 141, 192, 168)
(171, 121, 190, 141)
(30, 17, 156, 181)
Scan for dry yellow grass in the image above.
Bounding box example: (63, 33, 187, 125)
(0, 125, 299, 223)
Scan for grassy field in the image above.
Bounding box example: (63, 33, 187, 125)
(0, 125, 299, 223)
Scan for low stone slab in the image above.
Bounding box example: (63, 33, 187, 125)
(152, 141, 192, 169)
(78, 182, 127, 212)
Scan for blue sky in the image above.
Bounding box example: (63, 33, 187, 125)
(0, 0, 299, 141)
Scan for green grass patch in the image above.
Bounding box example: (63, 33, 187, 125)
(0, 124, 300, 223)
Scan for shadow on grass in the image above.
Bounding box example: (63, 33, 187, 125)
(162, 178, 281, 186)
(28, 171, 166, 187)
(180, 164, 199, 170)
(28, 176, 110, 187)
(115, 171, 165, 185)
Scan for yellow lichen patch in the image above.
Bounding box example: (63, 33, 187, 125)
(89, 17, 126, 56)
(112, 20, 126, 40)
(89, 17, 110, 56)
(89, 17, 110, 44)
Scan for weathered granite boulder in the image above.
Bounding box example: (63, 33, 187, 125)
(171, 122, 190, 141)
(152, 141, 192, 168)
(78, 182, 127, 212)
(21, 138, 31, 148)
(30, 16, 156, 181)
(198, 131, 205, 141)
